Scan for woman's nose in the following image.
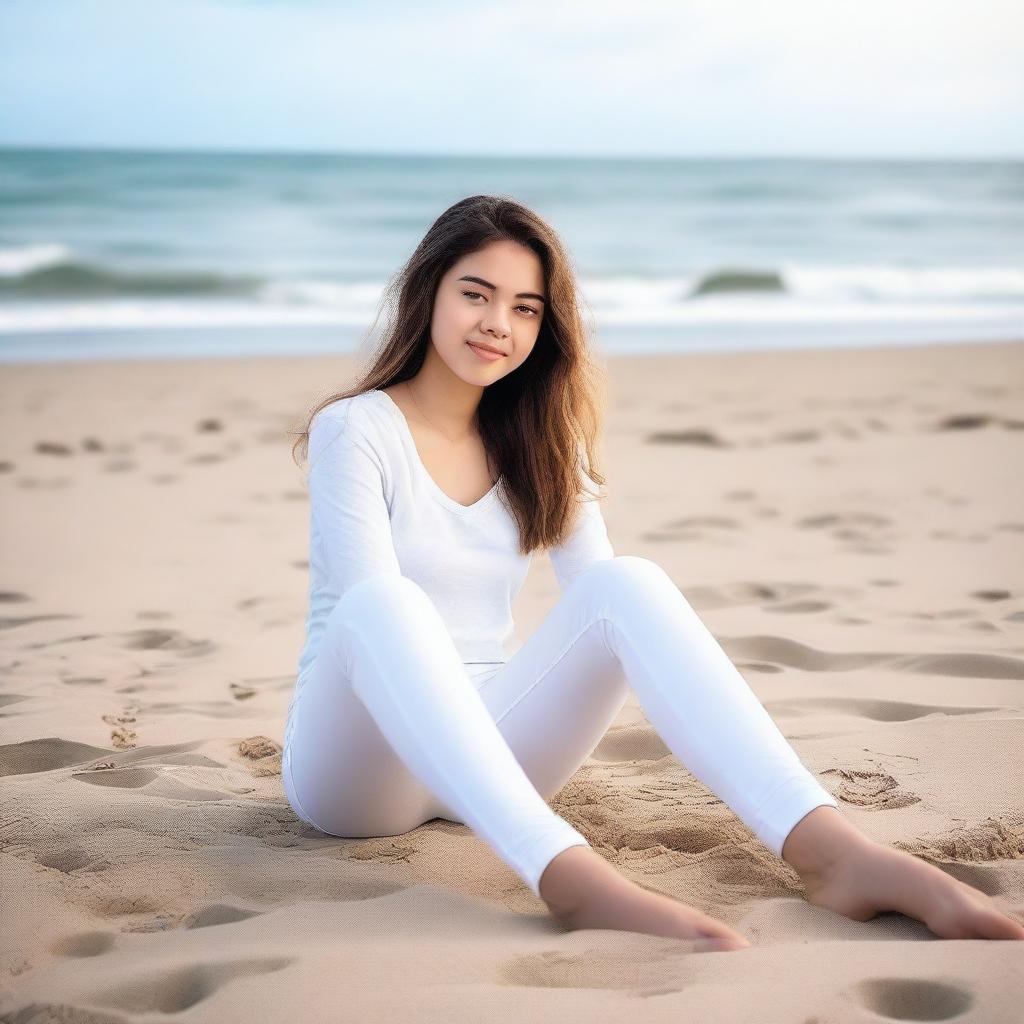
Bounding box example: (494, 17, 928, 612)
(481, 316, 510, 339)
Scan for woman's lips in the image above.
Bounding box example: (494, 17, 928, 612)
(467, 341, 504, 362)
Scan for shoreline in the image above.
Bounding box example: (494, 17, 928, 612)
(1, 322, 1021, 365)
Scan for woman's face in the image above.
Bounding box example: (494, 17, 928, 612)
(428, 239, 546, 385)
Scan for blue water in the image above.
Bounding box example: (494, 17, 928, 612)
(1, 148, 1021, 362)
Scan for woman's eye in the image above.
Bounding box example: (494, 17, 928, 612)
(462, 290, 538, 316)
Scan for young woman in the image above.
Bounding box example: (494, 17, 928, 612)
(283, 195, 1023, 951)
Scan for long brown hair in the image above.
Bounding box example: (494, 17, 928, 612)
(291, 194, 608, 556)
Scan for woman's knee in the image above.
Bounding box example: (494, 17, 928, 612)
(286, 749, 434, 838)
(292, 789, 434, 840)
(328, 572, 432, 630)
(318, 572, 431, 671)
(339, 571, 424, 609)
(586, 555, 696, 622)
(585, 554, 677, 596)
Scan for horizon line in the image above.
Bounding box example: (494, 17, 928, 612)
(1, 142, 1021, 163)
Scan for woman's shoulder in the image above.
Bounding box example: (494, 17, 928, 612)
(308, 391, 393, 460)
(312, 390, 386, 432)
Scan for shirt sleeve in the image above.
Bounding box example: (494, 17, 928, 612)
(548, 459, 615, 592)
(306, 407, 402, 598)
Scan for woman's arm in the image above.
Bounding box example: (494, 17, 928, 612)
(306, 407, 402, 596)
(548, 462, 615, 592)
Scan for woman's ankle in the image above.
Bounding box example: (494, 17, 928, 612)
(538, 845, 621, 920)
(781, 805, 873, 881)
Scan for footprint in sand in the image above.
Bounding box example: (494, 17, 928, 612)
(119, 628, 215, 657)
(792, 512, 898, 554)
(933, 413, 995, 431)
(89, 956, 293, 1014)
(0, 612, 77, 632)
(34, 440, 74, 456)
(853, 977, 974, 1021)
(643, 515, 741, 543)
(646, 427, 730, 448)
(502, 942, 705, 991)
(764, 599, 833, 614)
(687, 580, 844, 613)
(93, 892, 164, 919)
(666, 515, 740, 530)
(35, 846, 101, 873)
(49, 931, 117, 958)
(796, 511, 894, 532)
(184, 903, 263, 929)
(136, 610, 173, 621)
(819, 767, 919, 809)
(99, 700, 140, 748)
(238, 735, 282, 777)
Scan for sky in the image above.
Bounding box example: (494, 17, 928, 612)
(1, 0, 1022, 158)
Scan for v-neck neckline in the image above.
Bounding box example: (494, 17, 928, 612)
(371, 389, 502, 515)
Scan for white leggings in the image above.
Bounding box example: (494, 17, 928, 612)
(282, 555, 840, 899)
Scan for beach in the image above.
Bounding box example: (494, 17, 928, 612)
(1, 337, 1023, 1022)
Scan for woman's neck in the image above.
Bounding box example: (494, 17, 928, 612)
(401, 355, 483, 441)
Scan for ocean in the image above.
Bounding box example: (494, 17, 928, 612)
(1, 148, 1021, 362)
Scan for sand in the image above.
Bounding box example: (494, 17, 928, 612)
(1, 338, 1023, 1023)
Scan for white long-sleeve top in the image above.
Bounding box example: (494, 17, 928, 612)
(293, 388, 615, 689)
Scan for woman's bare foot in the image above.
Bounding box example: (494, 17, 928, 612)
(538, 845, 750, 952)
(798, 840, 1024, 939)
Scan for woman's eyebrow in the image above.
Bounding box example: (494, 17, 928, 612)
(457, 275, 546, 304)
